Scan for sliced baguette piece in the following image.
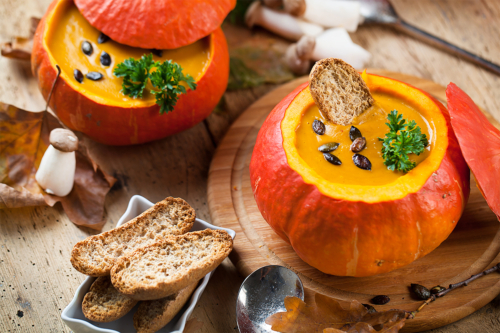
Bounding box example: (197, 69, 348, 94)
(82, 276, 137, 322)
(71, 197, 195, 277)
(133, 281, 199, 333)
(309, 58, 374, 125)
(111, 229, 233, 300)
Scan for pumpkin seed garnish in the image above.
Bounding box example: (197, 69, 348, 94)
(370, 295, 390, 305)
(73, 69, 84, 83)
(349, 126, 362, 141)
(362, 304, 377, 314)
(81, 41, 93, 56)
(430, 285, 446, 294)
(312, 119, 326, 135)
(151, 49, 163, 57)
(86, 72, 103, 81)
(323, 153, 342, 165)
(318, 142, 340, 153)
(411, 283, 431, 300)
(351, 137, 366, 152)
(97, 32, 110, 44)
(100, 51, 111, 66)
(353, 154, 371, 170)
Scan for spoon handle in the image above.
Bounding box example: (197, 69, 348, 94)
(392, 20, 500, 76)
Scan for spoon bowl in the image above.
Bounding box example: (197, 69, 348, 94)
(236, 265, 304, 333)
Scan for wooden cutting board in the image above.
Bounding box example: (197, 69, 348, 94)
(207, 70, 500, 332)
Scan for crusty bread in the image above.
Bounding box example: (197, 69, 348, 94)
(133, 282, 199, 333)
(82, 276, 137, 322)
(309, 58, 374, 125)
(71, 197, 195, 277)
(111, 229, 233, 300)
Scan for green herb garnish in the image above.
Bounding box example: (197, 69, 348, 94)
(113, 54, 197, 114)
(378, 110, 429, 172)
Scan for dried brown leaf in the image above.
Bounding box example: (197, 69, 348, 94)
(0, 102, 115, 230)
(266, 293, 407, 333)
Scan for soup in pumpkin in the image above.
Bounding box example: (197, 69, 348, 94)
(295, 92, 433, 186)
(45, 1, 211, 106)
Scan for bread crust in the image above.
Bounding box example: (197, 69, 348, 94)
(309, 58, 374, 125)
(71, 197, 195, 277)
(82, 276, 137, 322)
(110, 229, 233, 300)
(133, 282, 199, 333)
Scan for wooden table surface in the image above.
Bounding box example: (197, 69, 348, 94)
(1, 1, 500, 332)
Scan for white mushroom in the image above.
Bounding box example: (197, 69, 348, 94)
(285, 28, 371, 74)
(303, 0, 362, 32)
(246, 1, 323, 41)
(35, 128, 78, 197)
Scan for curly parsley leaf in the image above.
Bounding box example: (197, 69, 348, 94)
(379, 110, 429, 172)
(113, 54, 196, 114)
(113, 54, 156, 98)
(149, 60, 197, 114)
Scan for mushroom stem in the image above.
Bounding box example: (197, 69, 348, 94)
(246, 1, 323, 41)
(303, 0, 362, 32)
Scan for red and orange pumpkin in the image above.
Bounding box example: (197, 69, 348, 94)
(32, 0, 234, 145)
(250, 74, 471, 277)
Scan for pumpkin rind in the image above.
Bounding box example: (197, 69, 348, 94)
(250, 77, 470, 277)
(74, 0, 236, 49)
(32, 0, 229, 145)
(447, 83, 500, 219)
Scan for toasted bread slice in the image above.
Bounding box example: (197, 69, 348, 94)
(111, 229, 233, 300)
(309, 58, 374, 125)
(133, 282, 199, 333)
(71, 197, 195, 277)
(82, 276, 137, 322)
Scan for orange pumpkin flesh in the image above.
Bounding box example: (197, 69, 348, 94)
(447, 83, 500, 219)
(250, 75, 470, 277)
(32, 0, 229, 145)
(75, 0, 236, 49)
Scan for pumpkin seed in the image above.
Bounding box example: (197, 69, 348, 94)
(349, 126, 362, 141)
(430, 285, 446, 294)
(81, 41, 93, 56)
(312, 119, 326, 135)
(370, 295, 390, 305)
(73, 69, 84, 83)
(353, 154, 371, 170)
(411, 284, 431, 300)
(350, 137, 366, 152)
(151, 49, 163, 57)
(97, 32, 110, 44)
(100, 52, 111, 66)
(318, 142, 340, 152)
(323, 153, 342, 165)
(362, 304, 377, 314)
(86, 71, 103, 81)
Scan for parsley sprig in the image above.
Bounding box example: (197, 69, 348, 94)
(113, 54, 197, 114)
(378, 110, 429, 172)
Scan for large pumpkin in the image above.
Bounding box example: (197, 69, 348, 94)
(250, 74, 470, 277)
(32, 0, 233, 145)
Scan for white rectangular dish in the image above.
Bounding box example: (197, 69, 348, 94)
(61, 195, 236, 333)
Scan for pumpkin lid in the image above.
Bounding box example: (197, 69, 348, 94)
(74, 0, 236, 49)
(446, 83, 500, 218)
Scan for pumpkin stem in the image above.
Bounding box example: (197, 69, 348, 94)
(45, 65, 61, 112)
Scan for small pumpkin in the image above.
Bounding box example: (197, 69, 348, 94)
(32, 0, 233, 145)
(250, 74, 470, 277)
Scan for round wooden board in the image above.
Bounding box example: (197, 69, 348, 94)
(207, 70, 500, 332)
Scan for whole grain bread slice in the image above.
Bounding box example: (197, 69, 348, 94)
(133, 281, 199, 333)
(71, 197, 195, 277)
(309, 58, 374, 125)
(82, 276, 137, 322)
(110, 229, 233, 300)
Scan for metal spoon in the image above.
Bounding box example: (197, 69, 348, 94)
(236, 265, 304, 333)
(359, 0, 500, 75)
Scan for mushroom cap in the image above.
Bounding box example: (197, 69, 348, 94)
(284, 0, 306, 16)
(296, 35, 316, 59)
(245, 1, 262, 28)
(50, 129, 79, 152)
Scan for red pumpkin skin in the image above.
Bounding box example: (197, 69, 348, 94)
(250, 80, 470, 277)
(74, 0, 236, 49)
(447, 83, 500, 219)
(31, 2, 229, 145)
